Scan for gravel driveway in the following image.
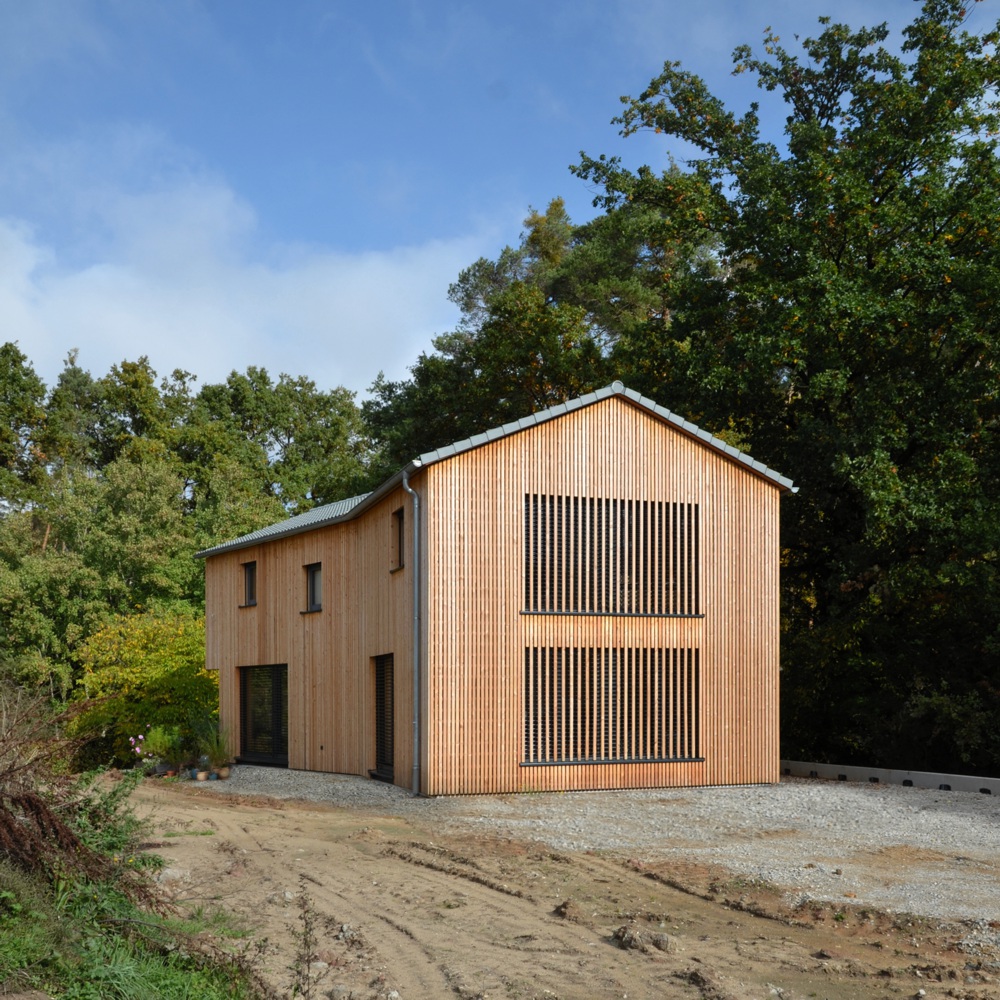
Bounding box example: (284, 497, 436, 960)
(193, 766, 1000, 925)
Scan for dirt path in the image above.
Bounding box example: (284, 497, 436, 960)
(133, 780, 999, 1000)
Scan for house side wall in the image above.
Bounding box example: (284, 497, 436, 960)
(205, 487, 416, 783)
(422, 397, 780, 794)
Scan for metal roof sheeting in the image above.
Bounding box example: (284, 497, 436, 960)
(194, 492, 371, 558)
(196, 381, 795, 558)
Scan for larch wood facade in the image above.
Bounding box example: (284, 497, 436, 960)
(200, 383, 793, 795)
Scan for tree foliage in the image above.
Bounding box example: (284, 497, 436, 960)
(574, 0, 1000, 772)
(73, 607, 216, 765)
(0, 346, 366, 709)
(0, 343, 47, 506)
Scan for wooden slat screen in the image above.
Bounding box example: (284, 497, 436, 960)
(524, 495, 699, 615)
(523, 646, 701, 765)
(374, 654, 394, 780)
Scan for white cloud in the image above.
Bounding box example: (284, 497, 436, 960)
(0, 1, 108, 86)
(7, 177, 501, 398)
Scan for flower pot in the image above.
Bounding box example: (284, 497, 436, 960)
(196, 770, 210, 781)
(216, 766, 231, 780)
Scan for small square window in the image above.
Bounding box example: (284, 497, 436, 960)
(242, 561, 257, 607)
(390, 507, 405, 571)
(305, 563, 322, 612)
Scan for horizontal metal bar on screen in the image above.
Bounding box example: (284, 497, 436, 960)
(519, 757, 707, 768)
(519, 611, 706, 619)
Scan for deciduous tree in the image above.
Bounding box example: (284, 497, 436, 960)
(575, 0, 1000, 772)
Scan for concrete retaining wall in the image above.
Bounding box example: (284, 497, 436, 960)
(780, 759, 997, 795)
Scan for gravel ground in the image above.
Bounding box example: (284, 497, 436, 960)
(191, 765, 1000, 925)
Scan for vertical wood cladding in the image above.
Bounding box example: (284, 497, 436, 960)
(205, 392, 784, 795)
(205, 487, 414, 784)
(423, 395, 782, 794)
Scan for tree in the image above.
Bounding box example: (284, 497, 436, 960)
(0, 343, 47, 505)
(194, 368, 371, 510)
(73, 606, 216, 765)
(47, 455, 193, 615)
(364, 203, 610, 473)
(575, 0, 1000, 773)
(38, 350, 102, 472)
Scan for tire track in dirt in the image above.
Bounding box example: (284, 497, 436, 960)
(133, 781, 999, 1000)
(336, 838, 611, 998)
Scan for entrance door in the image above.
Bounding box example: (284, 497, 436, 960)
(239, 664, 288, 766)
(373, 654, 394, 781)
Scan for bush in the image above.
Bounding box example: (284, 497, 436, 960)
(73, 606, 217, 767)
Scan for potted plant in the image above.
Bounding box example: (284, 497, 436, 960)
(200, 726, 235, 779)
(143, 725, 182, 775)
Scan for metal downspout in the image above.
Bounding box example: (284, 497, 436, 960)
(401, 466, 421, 795)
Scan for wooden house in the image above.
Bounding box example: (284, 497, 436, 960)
(198, 382, 795, 795)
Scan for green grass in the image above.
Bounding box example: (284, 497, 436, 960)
(0, 773, 268, 999)
(0, 857, 266, 999)
(0, 693, 272, 999)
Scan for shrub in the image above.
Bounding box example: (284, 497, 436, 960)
(73, 606, 217, 767)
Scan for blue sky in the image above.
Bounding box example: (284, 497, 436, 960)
(0, 0, 957, 398)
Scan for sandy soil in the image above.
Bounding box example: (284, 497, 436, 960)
(132, 780, 1000, 1000)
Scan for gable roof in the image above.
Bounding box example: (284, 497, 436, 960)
(196, 381, 795, 558)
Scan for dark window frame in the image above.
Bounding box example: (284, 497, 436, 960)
(390, 507, 405, 571)
(304, 562, 322, 613)
(241, 561, 257, 608)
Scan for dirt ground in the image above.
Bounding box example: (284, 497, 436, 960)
(132, 780, 1000, 1000)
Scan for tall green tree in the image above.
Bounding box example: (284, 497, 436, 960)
(575, 0, 1000, 772)
(0, 343, 47, 505)
(364, 202, 610, 473)
(38, 350, 102, 472)
(194, 368, 370, 510)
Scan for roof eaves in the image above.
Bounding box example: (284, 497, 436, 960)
(195, 460, 425, 559)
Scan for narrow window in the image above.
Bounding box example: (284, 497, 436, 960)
(242, 561, 257, 607)
(390, 507, 405, 570)
(305, 563, 322, 612)
(372, 654, 395, 781)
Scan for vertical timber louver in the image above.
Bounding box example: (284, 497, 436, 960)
(524, 494, 701, 616)
(523, 647, 702, 765)
(373, 654, 394, 782)
(522, 493, 703, 768)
